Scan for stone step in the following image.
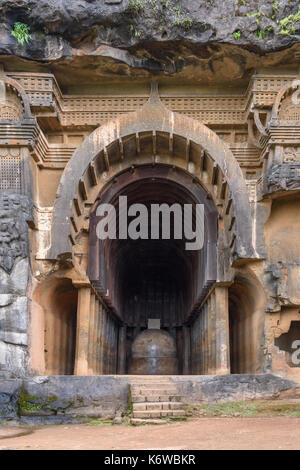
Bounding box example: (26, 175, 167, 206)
(133, 409, 186, 419)
(132, 394, 182, 403)
(130, 383, 174, 387)
(128, 375, 174, 384)
(131, 383, 176, 389)
(130, 418, 166, 426)
(131, 387, 178, 395)
(128, 375, 177, 379)
(133, 402, 182, 411)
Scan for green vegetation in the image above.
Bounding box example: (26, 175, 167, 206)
(88, 419, 114, 426)
(247, 6, 263, 25)
(18, 389, 43, 414)
(256, 28, 267, 39)
(46, 395, 57, 403)
(127, 0, 193, 37)
(174, 16, 193, 30)
(11, 22, 32, 46)
(245, 3, 299, 38)
(279, 5, 300, 35)
(184, 401, 300, 418)
(233, 29, 242, 39)
(172, 4, 193, 30)
(125, 0, 298, 40)
(128, 0, 146, 12)
(18, 389, 58, 414)
(163, 416, 187, 423)
(129, 24, 142, 37)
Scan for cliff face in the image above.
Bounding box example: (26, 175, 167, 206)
(0, 0, 299, 85)
(0, 0, 300, 82)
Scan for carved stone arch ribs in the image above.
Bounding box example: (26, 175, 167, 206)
(268, 81, 300, 144)
(87, 164, 219, 324)
(0, 76, 32, 121)
(50, 103, 255, 262)
(67, 146, 238, 267)
(264, 80, 300, 195)
(72, 135, 232, 238)
(271, 80, 300, 123)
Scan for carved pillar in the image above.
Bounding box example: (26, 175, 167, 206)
(215, 286, 231, 375)
(88, 292, 96, 374)
(204, 303, 208, 374)
(92, 298, 99, 374)
(209, 291, 217, 374)
(182, 326, 190, 375)
(98, 304, 106, 374)
(96, 301, 102, 374)
(74, 284, 91, 375)
(207, 296, 213, 374)
(117, 326, 127, 374)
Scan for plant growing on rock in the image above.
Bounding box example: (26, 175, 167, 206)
(247, 6, 263, 25)
(11, 22, 32, 46)
(279, 5, 300, 35)
(128, 0, 146, 13)
(173, 3, 193, 31)
(129, 24, 142, 37)
(233, 30, 242, 39)
(256, 28, 266, 39)
(174, 16, 193, 30)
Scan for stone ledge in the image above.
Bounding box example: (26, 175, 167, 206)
(0, 374, 298, 424)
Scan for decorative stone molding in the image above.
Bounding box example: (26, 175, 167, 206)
(8, 72, 298, 129)
(0, 148, 22, 191)
(283, 146, 300, 162)
(271, 79, 300, 123)
(34, 206, 53, 260)
(0, 88, 24, 121)
(267, 163, 300, 192)
(0, 77, 32, 121)
(279, 94, 300, 121)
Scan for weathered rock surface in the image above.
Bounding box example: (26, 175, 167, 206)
(172, 374, 298, 403)
(0, 0, 299, 84)
(0, 193, 32, 378)
(0, 378, 22, 420)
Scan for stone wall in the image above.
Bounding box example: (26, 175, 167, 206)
(0, 193, 32, 377)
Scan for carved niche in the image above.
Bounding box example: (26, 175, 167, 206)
(0, 88, 24, 121)
(0, 193, 32, 273)
(278, 94, 300, 121)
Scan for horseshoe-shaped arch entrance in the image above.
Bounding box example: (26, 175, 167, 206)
(43, 91, 256, 376)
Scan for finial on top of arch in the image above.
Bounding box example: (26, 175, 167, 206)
(145, 81, 168, 111)
(150, 81, 160, 101)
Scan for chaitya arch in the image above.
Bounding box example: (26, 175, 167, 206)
(34, 84, 262, 377)
(49, 85, 255, 263)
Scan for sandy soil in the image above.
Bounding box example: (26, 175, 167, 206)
(0, 417, 300, 450)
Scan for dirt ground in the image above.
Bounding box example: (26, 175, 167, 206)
(0, 417, 300, 450)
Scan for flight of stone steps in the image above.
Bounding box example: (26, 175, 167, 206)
(129, 376, 186, 425)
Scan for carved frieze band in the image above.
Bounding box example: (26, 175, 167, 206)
(7, 73, 296, 128)
(267, 162, 300, 192)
